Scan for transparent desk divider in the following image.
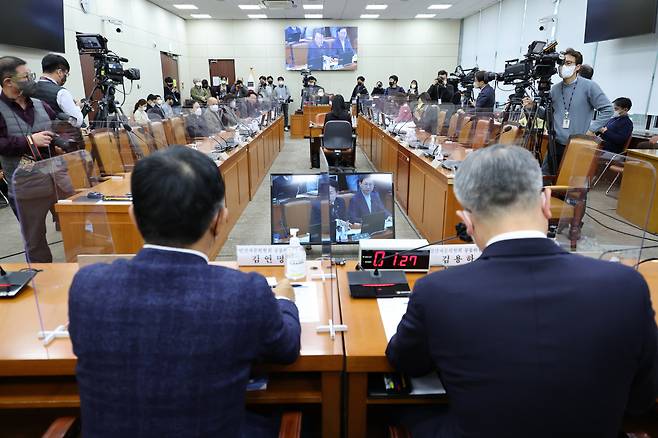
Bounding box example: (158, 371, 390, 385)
(553, 143, 656, 268)
(12, 150, 116, 346)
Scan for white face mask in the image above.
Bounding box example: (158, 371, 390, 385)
(156, 99, 163, 105)
(139, 106, 146, 111)
(318, 90, 325, 97)
(560, 64, 576, 79)
(278, 81, 284, 86)
(613, 110, 621, 118)
(195, 82, 201, 87)
(210, 104, 219, 112)
(230, 101, 236, 108)
(194, 108, 202, 116)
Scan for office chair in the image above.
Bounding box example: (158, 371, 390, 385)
(321, 120, 356, 170)
(591, 134, 633, 196)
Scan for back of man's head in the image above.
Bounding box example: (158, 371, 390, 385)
(42, 54, 69, 73)
(579, 64, 594, 80)
(454, 145, 542, 219)
(131, 146, 226, 247)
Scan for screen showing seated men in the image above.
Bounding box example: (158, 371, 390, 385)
(285, 26, 358, 71)
(271, 173, 395, 245)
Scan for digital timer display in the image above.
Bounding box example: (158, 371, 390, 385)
(360, 249, 431, 272)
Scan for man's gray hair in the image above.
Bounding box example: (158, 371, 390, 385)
(454, 144, 543, 217)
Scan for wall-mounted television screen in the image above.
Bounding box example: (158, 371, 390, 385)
(271, 173, 394, 245)
(0, 0, 65, 52)
(285, 26, 358, 71)
(584, 0, 658, 43)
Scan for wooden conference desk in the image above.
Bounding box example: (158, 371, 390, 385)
(357, 115, 465, 243)
(0, 261, 343, 438)
(291, 105, 331, 139)
(55, 118, 284, 262)
(338, 259, 658, 438)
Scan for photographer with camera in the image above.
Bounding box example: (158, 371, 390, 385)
(427, 70, 454, 104)
(32, 54, 84, 128)
(523, 48, 613, 174)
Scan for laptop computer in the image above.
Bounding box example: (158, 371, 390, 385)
(0, 269, 38, 298)
(361, 211, 387, 235)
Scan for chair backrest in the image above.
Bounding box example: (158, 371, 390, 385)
(622, 134, 633, 153)
(116, 129, 136, 167)
(91, 131, 125, 175)
(283, 199, 312, 235)
(556, 135, 602, 188)
(315, 112, 327, 125)
(499, 123, 521, 145)
(457, 118, 474, 144)
(436, 110, 447, 136)
(61, 153, 93, 190)
(471, 118, 493, 149)
(323, 120, 353, 150)
(172, 116, 188, 144)
(162, 118, 177, 145)
(149, 121, 168, 150)
(446, 113, 460, 139)
(337, 192, 355, 212)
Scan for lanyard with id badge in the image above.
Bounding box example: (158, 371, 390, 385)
(561, 81, 577, 130)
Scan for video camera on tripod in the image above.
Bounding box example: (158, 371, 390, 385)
(497, 41, 564, 91)
(76, 34, 140, 126)
(448, 66, 495, 105)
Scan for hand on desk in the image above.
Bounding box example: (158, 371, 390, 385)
(274, 278, 296, 302)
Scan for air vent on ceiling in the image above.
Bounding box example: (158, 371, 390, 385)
(261, 0, 297, 9)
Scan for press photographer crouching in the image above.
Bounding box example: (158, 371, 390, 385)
(0, 56, 75, 262)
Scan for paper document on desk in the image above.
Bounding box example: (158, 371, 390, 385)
(293, 282, 321, 323)
(377, 297, 409, 341)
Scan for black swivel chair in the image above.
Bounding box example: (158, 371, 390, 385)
(321, 120, 356, 171)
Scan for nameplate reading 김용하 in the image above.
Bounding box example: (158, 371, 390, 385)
(429, 244, 481, 267)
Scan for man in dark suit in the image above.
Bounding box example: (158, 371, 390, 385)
(307, 28, 329, 71)
(331, 27, 355, 66)
(310, 180, 348, 241)
(347, 174, 391, 225)
(386, 144, 657, 438)
(69, 146, 301, 438)
(473, 70, 495, 113)
(427, 70, 454, 104)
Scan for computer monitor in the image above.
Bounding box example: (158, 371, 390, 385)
(270, 172, 395, 245)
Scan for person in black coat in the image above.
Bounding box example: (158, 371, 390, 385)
(386, 144, 657, 438)
(325, 94, 352, 125)
(473, 70, 495, 113)
(351, 76, 369, 101)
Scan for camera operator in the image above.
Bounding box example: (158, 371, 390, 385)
(473, 70, 495, 113)
(523, 48, 613, 174)
(427, 70, 454, 103)
(31, 54, 84, 128)
(0, 56, 71, 262)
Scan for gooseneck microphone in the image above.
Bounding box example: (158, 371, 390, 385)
(486, 125, 513, 146)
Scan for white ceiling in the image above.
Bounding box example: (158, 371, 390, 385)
(148, 0, 501, 20)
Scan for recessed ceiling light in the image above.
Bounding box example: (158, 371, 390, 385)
(303, 4, 323, 9)
(428, 4, 452, 9)
(365, 4, 388, 10)
(173, 4, 198, 10)
(305, 14, 323, 18)
(238, 4, 262, 10)
(190, 13, 212, 18)
(415, 13, 436, 18)
(360, 14, 380, 18)
(247, 14, 267, 18)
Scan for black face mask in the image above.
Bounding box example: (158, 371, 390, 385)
(268, 80, 273, 85)
(389, 82, 395, 87)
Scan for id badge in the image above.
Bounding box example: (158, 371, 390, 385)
(562, 117, 570, 129)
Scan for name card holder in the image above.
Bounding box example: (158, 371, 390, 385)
(429, 244, 482, 267)
(237, 245, 287, 266)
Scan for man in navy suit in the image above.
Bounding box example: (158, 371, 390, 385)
(473, 70, 495, 113)
(331, 28, 355, 66)
(69, 146, 301, 438)
(307, 28, 329, 71)
(347, 174, 391, 225)
(386, 144, 657, 437)
(310, 180, 348, 241)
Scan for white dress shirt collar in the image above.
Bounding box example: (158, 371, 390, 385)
(486, 230, 547, 248)
(143, 244, 209, 263)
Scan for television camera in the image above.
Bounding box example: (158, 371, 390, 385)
(76, 33, 140, 127)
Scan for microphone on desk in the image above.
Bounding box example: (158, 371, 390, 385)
(486, 125, 513, 146)
(392, 121, 411, 136)
(209, 133, 229, 151)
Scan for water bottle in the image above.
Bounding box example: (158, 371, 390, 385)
(285, 228, 307, 280)
(234, 129, 241, 146)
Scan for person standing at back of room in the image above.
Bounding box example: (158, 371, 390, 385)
(274, 76, 291, 131)
(69, 146, 301, 438)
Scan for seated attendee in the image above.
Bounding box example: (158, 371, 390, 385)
(191, 78, 210, 104)
(161, 96, 175, 119)
(310, 180, 348, 241)
(598, 97, 633, 154)
(371, 81, 385, 96)
(386, 144, 657, 437)
(331, 27, 355, 66)
(307, 28, 330, 71)
(325, 94, 351, 125)
(147, 94, 165, 120)
(186, 102, 209, 138)
(579, 63, 594, 80)
(146, 93, 157, 111)
(203, 97, 224, 134)
(347, 174, 391, 225)
(271, 175, 300, 201)
(69, 146, 301, 437)
(132, 99, 150, 126)
(394, 103, 413, 124)
(407, 80, 419, 97)
(417, 103, 440, 135)
(244, 91, 262, 119)
(413, 92, 431, 122)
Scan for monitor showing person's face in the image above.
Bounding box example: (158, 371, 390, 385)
(359, 178, 374, 195)
(329, 185, 337, 203)
(338, 29, 347, 41)
(314, 32, 323, 46)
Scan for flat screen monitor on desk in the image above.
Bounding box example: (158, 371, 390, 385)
(271, 172, 395, 245)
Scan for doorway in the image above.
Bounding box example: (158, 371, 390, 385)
(208, 59, 236, 87)
(160, 52, 180, 90)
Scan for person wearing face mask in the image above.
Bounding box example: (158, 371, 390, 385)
(163, 76, 181, 115)
(384, 75, 405, 97)
(133, 99, 150, 126)
(303, 76, 321, 104)
(371, 81, 385, 96)
(523, 48, 613, 174)
(256, 76, 268, 97)
(186, 102, 210, 138)
(231, 79, 248, 98)
(161, 96, 175, 119)
(350, 76, 368, 102)
(427, 70, 455, 104)
(0, 56, 72, 262)
(147, 94, 166, 121)
(597, 97, 634, 154)
(31, 54, 84, 128)
(191, 78, 210, 104)
(473, 70, 495, 114)
(407, 80, 419, 97)
(273, 76, 291, 131)
(203, 97, 225, 134)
